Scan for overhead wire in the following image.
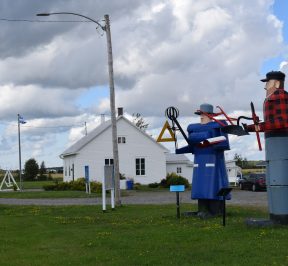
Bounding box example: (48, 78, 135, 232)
(0, 114, 109, 128)
(0, 123, 85, 128)
(0, 18, 94, 23)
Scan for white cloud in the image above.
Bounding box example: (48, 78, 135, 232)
(0, 0, 286, 166)
(0, 84, 80, 120)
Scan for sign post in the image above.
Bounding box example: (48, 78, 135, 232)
(102, 165, 115, 212)
(170, 185, 185, 218)
(84, 165, 91, 194)
(217, 187, 233, 226)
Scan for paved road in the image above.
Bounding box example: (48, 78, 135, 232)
(0, 189, 268, 207)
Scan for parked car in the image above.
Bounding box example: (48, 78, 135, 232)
(235, 174, 242, 185)
(238, 173, 266, 192)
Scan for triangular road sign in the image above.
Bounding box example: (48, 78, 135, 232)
(157, 121, 176, 142)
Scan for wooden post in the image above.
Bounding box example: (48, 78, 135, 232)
(104, 14, 121, 206)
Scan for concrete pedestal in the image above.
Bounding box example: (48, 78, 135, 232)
(266, 136, 288, 224)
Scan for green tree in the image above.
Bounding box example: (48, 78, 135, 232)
(24, 158, 39, 181)
(39, 161, 47, 180)
(132, 113, 149, 131)
(234, 153, 248, 168)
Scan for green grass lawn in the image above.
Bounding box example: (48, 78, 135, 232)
(0, 190, 98, 198)
(0, 204, 287, 266)
(22, 180, 58, 189)
(0, 180, 58, 190)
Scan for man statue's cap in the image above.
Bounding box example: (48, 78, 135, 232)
(260, 71, 285, 82)
(195, 103, 214, 115)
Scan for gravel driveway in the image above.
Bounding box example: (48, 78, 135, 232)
(0, 189, 268, 207)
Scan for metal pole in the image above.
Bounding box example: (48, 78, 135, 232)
(223, 198, 226, 226)
(111, 188, 115, 210)
(102, 176, 106, 212)
(17, 114, 22, 191)
(104, 14, 121, 206)
(176, 192, 180, 219)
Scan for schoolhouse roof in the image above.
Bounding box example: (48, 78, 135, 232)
(165, 153, 192, 165)
(60, 115, 169, 158)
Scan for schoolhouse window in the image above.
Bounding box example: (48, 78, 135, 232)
(105, 158, 114, 165)
(136, 158, 145, 176)
(118, 136, 126, 144)
(177, 167, 182, 174)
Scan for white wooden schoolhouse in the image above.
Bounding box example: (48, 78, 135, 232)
(60, 109, 169, 184)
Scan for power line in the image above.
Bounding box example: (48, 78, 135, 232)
(0, 121, 90, 128)
(20, 125, 84, 129)
(0, 18, 95, 23)
(0, 117, 110, 129)
(2, 124, 84, 129)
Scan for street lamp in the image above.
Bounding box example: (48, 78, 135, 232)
(37, 12, 121, 205)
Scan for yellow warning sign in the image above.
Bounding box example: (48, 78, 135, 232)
(157, 121, 176, 142)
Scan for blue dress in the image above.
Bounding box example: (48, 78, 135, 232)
(176, 121, 231, 200)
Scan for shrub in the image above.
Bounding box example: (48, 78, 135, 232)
(43, 184, 57, 191)
(70, 178, 86, 191)
(120, 173, 126, 180)
(13, 184, 18, 191)
(148, 182, 159, 188)
(160, 178, 167, 188)
(160, 172, 190, 188)
(43, 178, 102, 193)
(90, 181, 102, 193)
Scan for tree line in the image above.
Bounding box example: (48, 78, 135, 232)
(233, 153, 264, 169)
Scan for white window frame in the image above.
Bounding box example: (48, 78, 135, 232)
(135, 157, 146, 176)
(177, 167, 182, 174)
(118, 136, 126, 144)
(105, 158, 114, 165)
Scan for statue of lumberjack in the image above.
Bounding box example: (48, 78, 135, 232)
(245, 71, 288, 224)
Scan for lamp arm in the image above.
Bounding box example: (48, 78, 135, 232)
(37, 12, 105, 31)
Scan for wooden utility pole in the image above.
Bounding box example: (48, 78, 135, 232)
(104, 14, 121, 206)
(37, 12, 121, 206)
(17, 114, 22, 191)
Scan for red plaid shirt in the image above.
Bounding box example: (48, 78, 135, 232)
(258, 88, 288, 131)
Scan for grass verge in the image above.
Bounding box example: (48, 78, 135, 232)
(0, 204, 287, 266)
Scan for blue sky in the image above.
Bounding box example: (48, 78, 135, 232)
(76, 86, 109, 110)
(260, 0, 288, 74)
(274, 0, 288, 40)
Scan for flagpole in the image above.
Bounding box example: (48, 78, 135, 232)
(17, 114, 22, 191)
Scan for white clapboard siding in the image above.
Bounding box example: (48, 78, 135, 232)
(61, 116, 169, 184)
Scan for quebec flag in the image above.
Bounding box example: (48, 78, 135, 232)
(18, 114, 27, 124)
